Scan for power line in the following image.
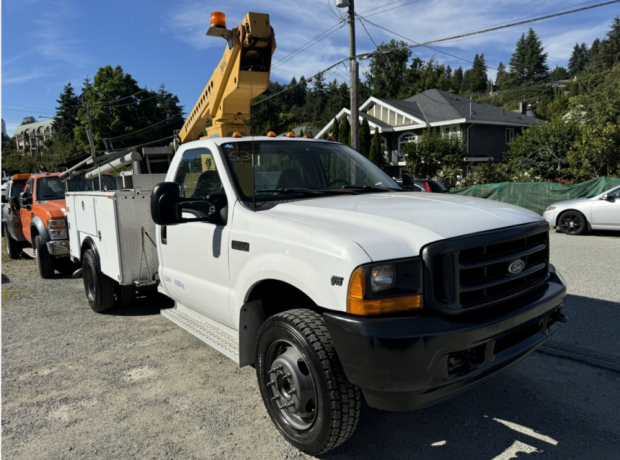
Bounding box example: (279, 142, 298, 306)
(99, 113, 183, 142)
(357, 16, 379, 49)
(272, 20, 346, 70)
(254, 0, 619, 106)
(362, 0, 424, 18)
(358, 0, 407, 15)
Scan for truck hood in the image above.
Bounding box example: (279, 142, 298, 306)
(39, 199, 67, 219)
(264, 192, 544, 261)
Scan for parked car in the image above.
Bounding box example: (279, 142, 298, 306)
(543, 185, 620, 235)
(398, 173, 450, 193)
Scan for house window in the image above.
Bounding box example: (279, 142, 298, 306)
(441, 125, 461, 139)
(506, 128, 515, 144)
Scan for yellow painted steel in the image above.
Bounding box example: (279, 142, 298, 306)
(178, 12, 276, 144)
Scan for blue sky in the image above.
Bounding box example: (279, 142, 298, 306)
(1, 0, 618, 137)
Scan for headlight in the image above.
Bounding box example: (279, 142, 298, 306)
(546, 206, 556, 211)
(371, 264, 395, 293)
(347, 259, 424, 316)
(48, 219, 67, 240)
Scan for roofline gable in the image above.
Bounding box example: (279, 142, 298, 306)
(359, 96, 427, 125)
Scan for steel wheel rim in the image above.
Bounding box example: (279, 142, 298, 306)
(264, 339, 317, 431)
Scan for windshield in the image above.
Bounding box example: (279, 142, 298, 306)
(36, 175, 117, 201)
(220, 140, 401, 206)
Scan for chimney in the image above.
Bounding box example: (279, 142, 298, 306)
(519, 102, 527, 115)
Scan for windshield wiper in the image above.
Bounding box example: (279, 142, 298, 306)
(340, 185, 402, 192)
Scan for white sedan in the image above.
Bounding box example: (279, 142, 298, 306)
(543, 185, 620, 235)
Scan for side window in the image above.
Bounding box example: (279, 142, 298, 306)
(174, 148, 223, 217)
(23, 179, 34, 198)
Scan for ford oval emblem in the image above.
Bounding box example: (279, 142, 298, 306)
(508, 259, 526, 274)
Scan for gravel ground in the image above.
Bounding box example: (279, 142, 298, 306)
(2, 231, 619, 460)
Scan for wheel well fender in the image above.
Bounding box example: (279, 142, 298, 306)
(80, 236, 100, 263)
(238, 280, 320, 367)
(31, 216, 49, 242)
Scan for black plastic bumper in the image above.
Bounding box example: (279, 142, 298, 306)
(323, 267, 566, 412)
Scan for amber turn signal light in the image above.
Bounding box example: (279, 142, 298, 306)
(347, 268, 423, 316)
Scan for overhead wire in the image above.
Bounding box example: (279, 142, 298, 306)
(254, 0, 619, 106)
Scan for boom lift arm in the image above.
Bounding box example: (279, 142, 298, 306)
(177, 11, 276, 146)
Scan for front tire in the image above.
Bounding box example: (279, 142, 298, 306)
(83, 249, 116, 313)
(559, 210, 587, 235)
(5, 226, 21, 259)
(256, 309, 361, 455)
(34, 235, 54, 278)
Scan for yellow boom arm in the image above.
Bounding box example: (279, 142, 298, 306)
(178, 12, 276, 144)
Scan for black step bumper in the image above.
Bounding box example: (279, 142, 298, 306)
(323, 266, 566, 411)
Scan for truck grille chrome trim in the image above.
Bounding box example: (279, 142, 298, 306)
(422, 222, 550, 315)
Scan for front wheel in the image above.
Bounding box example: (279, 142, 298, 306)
(34, 235, 54, 278)
(256, 309, 361, 455)
(559, 210, 587, 235)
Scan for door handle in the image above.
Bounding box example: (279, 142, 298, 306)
(161, 225, 167, 245)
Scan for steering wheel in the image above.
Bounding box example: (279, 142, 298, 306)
(327, 178, 351, 187)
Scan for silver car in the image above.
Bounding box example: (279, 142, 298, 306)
(543, 185, 620, 235)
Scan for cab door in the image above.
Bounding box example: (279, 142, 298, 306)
(20, 178, 35, 243)
(157, 147, 233, 328)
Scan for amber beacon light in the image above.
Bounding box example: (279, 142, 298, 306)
(211, 11, 226, 28)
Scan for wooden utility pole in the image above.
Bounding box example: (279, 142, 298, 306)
(347, 0, 359, 151)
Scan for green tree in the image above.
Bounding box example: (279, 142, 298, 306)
(507, 29, 549, 86)
(504, 120, 581, 181)
(567, 123, 620, 180)
(338, 117, 350, 146)
(599, 16, 620, 69)
(572, 63, 620, 124)
(549, 66, 569, 81)
(401, 129, 463, 187)
(53, 83, 80, 141)
(568, 42, 589, 76)
(468, 54, 488, 93)
(359, 117, 371, 158)
(364, 40, 411, 99)
(369, 128, 385, 170)
(330, 117, 339, 140)
(495, 62, 508, 90)
(451, 66, 464, 93)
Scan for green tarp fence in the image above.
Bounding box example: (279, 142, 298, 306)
(452, 176, 620, 215)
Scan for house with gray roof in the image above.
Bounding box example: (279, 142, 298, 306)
(316, 89, 543, 177)
(13, 118, 55, 156)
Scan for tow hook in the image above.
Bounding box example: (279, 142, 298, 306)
(556, 312, 568, 323)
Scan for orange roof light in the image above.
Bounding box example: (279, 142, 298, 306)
(285, 132, 295, 137)
(327, 136, 335, 141)
(266, 131, 276, 137)
(211, 11, 226, 28)
(12, 174, 31, 181)
(232, 132, 242, 138)
(303, 133, 313, 138)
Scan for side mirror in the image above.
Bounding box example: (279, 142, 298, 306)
(402, 172, 414, 190)
(151, 182, 224, 226)
(601, 194, 610, 201)
(19, 192, 30, 209)
(1, 194, 7, 204)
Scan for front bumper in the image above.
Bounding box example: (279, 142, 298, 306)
(47, 240, 70, 256)
(542, 209, 558, 227)
(323, 267, 566, 412)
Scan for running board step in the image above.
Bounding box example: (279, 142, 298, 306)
(161, 304, 239, 363)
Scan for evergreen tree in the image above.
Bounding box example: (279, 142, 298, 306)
(468, 54, 488, 93)
(549, 66, 570, 81)
(338, 117, 350, 146)
(568, 42, 589, 76)
(450, 66, 464, 92)
(507, 29, 549, 86)
(588, 38, 603, 70)
(359, 117, 371, 158)
(495, 62, 508, 90)
(53, 83, 81, 141)
(369, 128, 385, 170)
(330, 117, 339, 140)
(599, 16, 620, 69)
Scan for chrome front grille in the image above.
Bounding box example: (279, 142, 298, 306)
(423, 222, 550, 315)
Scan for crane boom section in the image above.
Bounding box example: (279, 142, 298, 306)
(179, 12, 276, 143)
